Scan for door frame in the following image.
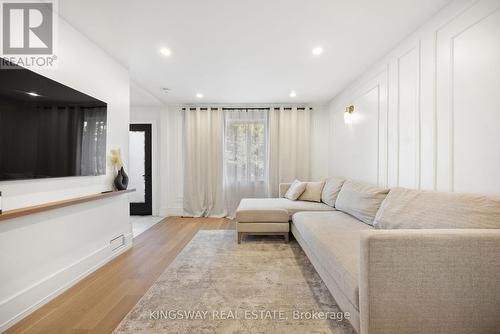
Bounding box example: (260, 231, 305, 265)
(130, 123, 153, 215)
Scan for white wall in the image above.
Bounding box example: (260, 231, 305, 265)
(310, 104, 331, 180)
(0, 17, 130, 331)
(327, 0, 500, 195)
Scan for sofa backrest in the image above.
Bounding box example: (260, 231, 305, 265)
(373, 187, 500, 229)
(335, 180, 390, 225)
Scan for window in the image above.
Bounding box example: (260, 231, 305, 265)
(224, 110, 268, 184)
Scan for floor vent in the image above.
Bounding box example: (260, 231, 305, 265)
(110, 234, 125, 252)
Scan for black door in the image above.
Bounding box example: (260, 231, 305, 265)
(129, 124, 152, 215)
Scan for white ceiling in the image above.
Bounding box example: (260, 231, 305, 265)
(129, 81, 164, 108)
(59, 0, 450, 106)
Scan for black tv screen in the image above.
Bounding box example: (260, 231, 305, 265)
(0, 60, 107, 181)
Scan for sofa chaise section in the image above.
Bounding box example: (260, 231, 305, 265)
(235, 192, 335, 243)
(237, 198, 334, 220)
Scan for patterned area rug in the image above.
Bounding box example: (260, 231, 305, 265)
(114, 230, 356, 334)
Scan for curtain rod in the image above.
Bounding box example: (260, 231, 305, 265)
(181, 107, 313, 111)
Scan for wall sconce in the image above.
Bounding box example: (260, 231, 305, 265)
(344, 105, 354, 124)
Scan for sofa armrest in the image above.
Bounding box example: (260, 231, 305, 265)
(359, 229, 500, 334)
(279, 183, 292, 198)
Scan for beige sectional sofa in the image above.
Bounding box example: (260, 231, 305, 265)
(235, 178, 500, 334)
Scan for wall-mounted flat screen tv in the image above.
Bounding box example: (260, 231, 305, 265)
(0, 60, 107, 181)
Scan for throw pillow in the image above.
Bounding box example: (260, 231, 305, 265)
(285, 180, 307, 200)
(335, 180, 389, 225)
(321, 177, 345, 206)
(299, 181, 326, 202)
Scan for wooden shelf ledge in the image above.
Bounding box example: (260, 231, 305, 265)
(0, 189, 135, 222)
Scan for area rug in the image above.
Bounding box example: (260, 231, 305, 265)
(114, 230, 356, 334)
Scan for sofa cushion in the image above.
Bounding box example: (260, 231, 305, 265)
(236, 198, 334, 222)
(292, 211, 373, 309)
(299, 181, 325, 202)
(374, 187, 500, 229)
(285, 180, 307, 200)
(335, 180, 389, 225)
(321, 177, 345, 207)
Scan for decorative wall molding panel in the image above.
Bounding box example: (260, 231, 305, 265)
(330, 69, 388, 186)
(327, 0, 500, 195)
(436, 0, 500, 194)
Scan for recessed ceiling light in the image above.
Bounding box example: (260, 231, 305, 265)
(27, 91, 40, 97)
(196, 93, 204, 98)
(160, 47, 171, 56)
(289, 90, 297, 98)
(312, 46, 323, 56)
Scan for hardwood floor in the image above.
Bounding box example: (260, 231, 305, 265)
(5, 217, 235, 334)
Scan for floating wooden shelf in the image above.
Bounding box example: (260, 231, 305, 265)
(0, 189, 135, 222)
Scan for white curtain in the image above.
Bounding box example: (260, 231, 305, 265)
(182, 106, 311, 218)
(268, 107, 311, 197)
(183, 107, 226, 217)
(224, 109, 269, 217)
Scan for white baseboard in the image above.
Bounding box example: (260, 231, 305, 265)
(159, 207, 168, 216)
(0, 233, 133, 332)
(159, 206, 184, 217)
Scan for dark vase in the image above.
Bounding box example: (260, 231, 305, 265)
(114, 167, 129, 190)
